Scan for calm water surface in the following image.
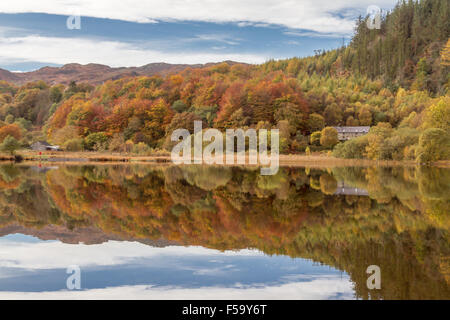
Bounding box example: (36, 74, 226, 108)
(0, 164, 448, 299)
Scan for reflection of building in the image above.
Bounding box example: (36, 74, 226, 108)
(334, 181, 369, 196)
(333, 126, 370, 141)
(30, 141, 60, 151)
(29, 166, 59, 173)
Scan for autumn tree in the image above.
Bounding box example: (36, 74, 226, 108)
(423, 97, 450, 131)
(307, 113, 325, 132)
(0, 124, 21, 143)
(310, 131, 321, 146)
(320, 127, 339, 148)
(440, 38, 450, 67)
(416, 128, 450, 163)
(323, 103, 342, 125)
(358, 106, 372, 126)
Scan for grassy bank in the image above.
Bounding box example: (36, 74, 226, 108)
(1, 150, 449, 168)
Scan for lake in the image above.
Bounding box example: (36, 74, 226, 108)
(0, 163, 448, 299)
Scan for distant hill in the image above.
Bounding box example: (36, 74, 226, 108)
(0, 61, 242, 85)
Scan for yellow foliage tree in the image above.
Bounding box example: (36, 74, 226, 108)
(441, 38, 450, 66)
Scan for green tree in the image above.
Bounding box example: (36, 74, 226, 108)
(49, 85, 63, 103)
(171, 100, 188, 113)
(0, 135, 20, 155)
(333, 135, 369, 159)
(14, 118, 32, 131)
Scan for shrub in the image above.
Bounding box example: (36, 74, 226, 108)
(310, 131, 321, 146)
(0, 135, 20, 155)
(384, 128, 419, 160)
(84, 132, 109, 151)
(108, 133, 126, 152)
(63, 138, 84, 151)
(305, 146, 311, 156)
(415, 128, 450, 163)
(333, 135, 369, 159)
(132, 142, 151, 155)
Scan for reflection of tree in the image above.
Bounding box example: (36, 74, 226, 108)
(0, 164, 448, 299)
(417, 167, 450, 227)
(319, 173, 337, 195)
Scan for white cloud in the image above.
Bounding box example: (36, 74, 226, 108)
(0, 277, 354, 300)
(0, 0, 397, 34)
(0, 239, 263, 270)
(284, 30, 348, 38)
(187, 34, 241, 45)
(0, 36, 267, 66)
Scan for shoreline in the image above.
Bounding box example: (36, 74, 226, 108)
(1, 151, 449, 168)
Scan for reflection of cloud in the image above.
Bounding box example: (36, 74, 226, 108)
(186, 264, 238, 276)
(0, 277, 354, 300)
(0, 238, 263, 270)
(0, 36, 265, 66)
(0, 236, 354, 299)
(0, 26, 27, 37)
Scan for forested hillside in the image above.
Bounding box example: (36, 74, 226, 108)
(263, 0, 449, 93)
(0, 0, 448, 162)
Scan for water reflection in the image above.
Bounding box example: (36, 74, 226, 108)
(0, 234, 351, 299)
(0, 164, 448, 299)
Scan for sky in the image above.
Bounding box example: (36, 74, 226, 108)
(0, 0, 397, 71)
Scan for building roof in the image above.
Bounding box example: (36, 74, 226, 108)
(332, 126, 370, 133)
(32, 141, 51, 146)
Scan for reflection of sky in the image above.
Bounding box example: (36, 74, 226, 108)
(0, 234, 354, 299)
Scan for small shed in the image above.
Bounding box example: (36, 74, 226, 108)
(31, 141, 60, 151)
